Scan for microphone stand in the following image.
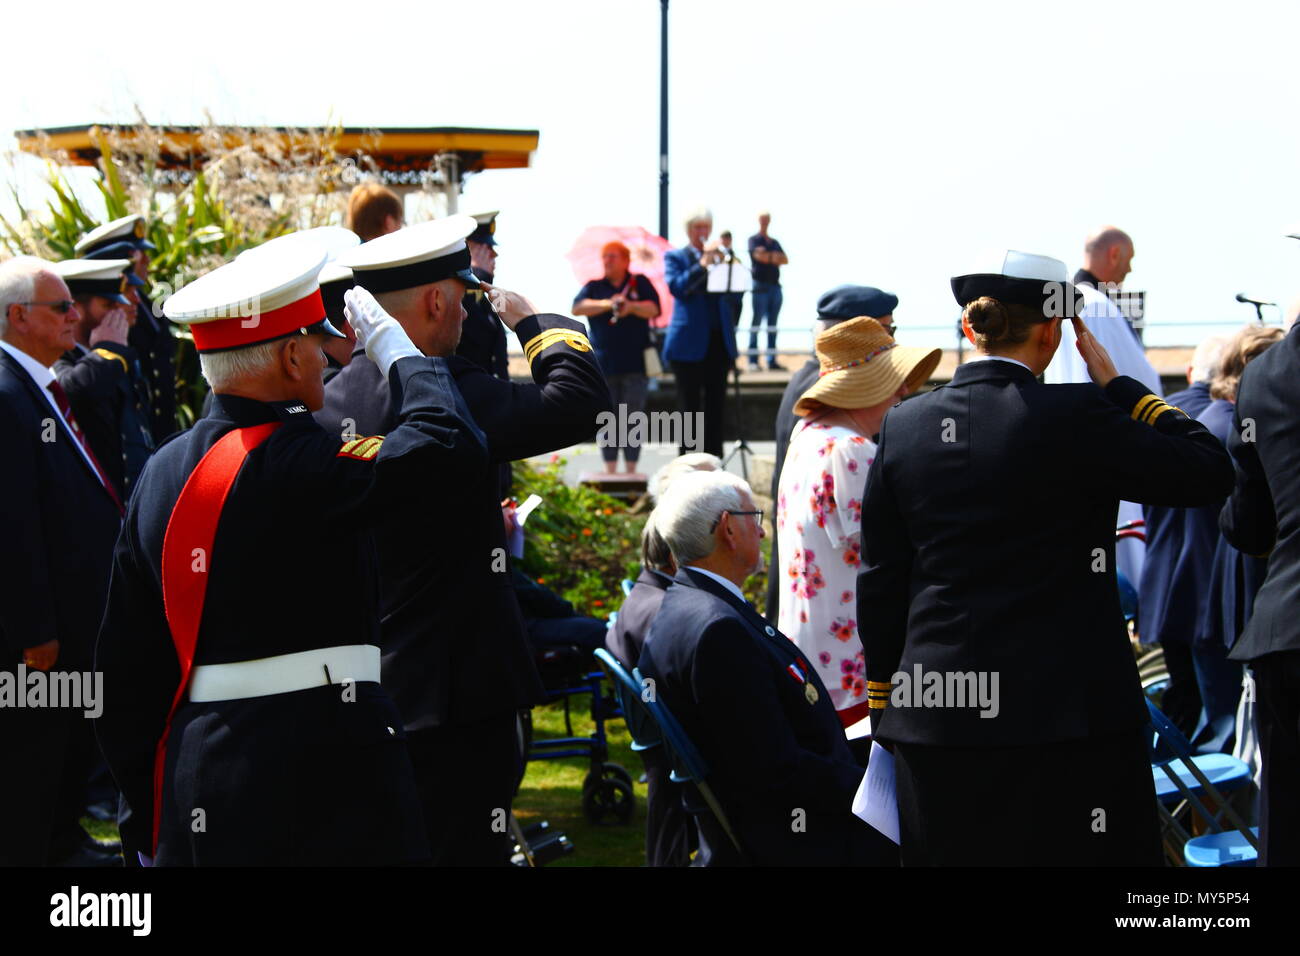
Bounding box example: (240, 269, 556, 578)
(718, 251, 752, 480)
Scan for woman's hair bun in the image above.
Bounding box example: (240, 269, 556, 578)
(965, 296, 1009, 341)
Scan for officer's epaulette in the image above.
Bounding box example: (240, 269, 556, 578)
(91, 347, 129, 372)
(1130, 394, 1186, 426)
(337, 435, 384, 460)
(522, 327, 593, 366)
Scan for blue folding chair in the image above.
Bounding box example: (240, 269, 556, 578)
(593, 648, 661, 752)
(1146, 699, 1258, 866)
(632, 665, 749, 863)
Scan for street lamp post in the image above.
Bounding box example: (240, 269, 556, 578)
(659, 0, 669, 240)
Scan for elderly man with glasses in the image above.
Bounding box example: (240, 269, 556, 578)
(638, 469, 893, 866)
(0, 256, 124, 865)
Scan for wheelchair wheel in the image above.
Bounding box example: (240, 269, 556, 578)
(582, 764, 634, 825)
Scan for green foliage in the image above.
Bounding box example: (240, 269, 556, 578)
(512, 459, 647, 618)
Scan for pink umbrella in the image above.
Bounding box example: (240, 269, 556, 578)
(566, 225, 675, 329)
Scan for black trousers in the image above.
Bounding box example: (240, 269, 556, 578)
(0, 685, 75, 865)
(156, 681, 428, 866)
(1251, 650, 1300, 866)
(1161, 641, 1203, 739)
(670, 330, 731, 458)
(406, 713, 522, 866)
(641, 745, 695, 866)
(894, 729, 1163, 866)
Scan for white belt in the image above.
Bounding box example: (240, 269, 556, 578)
(188, 645, 381, 703)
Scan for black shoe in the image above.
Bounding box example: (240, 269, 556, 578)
(54, 845, 123, 867)
(767, 359, 784, 371)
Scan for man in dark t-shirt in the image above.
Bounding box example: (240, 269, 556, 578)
(573, 242, 662, 473)
(747, 211, 788, 370)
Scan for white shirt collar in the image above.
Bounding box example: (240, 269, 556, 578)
(972, 354, 1034, 373)
(0, 338, 56, 390)
(685, 566, 748, 604)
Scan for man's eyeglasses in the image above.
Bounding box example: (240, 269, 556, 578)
(710, 509, 763, 532)
(881, 323, 897, 337)
(20, 300, 76, 314)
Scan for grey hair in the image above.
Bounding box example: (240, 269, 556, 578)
(682, 206, 713, 231)
(648, 452, 723, 504)
(0, 256, 55, 338)
(640, 512, 675, 574)
(1189, 333, 1231, 384)
(199, 338, 286, 390)
(654, 469, 752, 566)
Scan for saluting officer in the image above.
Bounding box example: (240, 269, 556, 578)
(857, 252, 1235, 866)
(94, 236, 487, 866)
(52, 258, 155, 501)
(77, 214, 177, 443)
(455, 210, 511, 381)
(318, 215, 611, 865)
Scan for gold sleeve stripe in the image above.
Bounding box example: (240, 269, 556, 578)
(523, 328, 593, 364)
(868, 699, 888, 709)
(337, 435, 384, 460)
(866, 680, 893, 690)
(1141, 400, 1176, 425)
(92, 348, 129, 372)
(1131, 394, 1162, 423)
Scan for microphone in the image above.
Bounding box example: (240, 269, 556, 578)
(1236, 293, 1277, 308)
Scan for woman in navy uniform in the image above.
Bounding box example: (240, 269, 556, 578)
(857, 252, 1234, 866)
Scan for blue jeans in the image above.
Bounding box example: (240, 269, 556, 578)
(748, 282, 783, 365)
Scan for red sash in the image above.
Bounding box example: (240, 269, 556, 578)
(153, 422, 280, 853)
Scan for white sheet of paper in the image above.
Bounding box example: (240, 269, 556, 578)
(706, 262, 752, 293)
(852, 741, 900, 844)
(508, 494, 542, 559)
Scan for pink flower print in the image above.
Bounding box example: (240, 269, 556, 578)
(840, 658, 855, 674)
(846, 458, 859, 473)
(842, 541, 861, 568)
(829, 618, 855, 642)
(851, 677, 866, 697)
(841, 675, 854, 691)
(850, 436, 866, 445)
(818, 651, 832, 667)
(847, 498, 862, 524)
(841, 590, 853, 604)
(799, 610, 808, 623)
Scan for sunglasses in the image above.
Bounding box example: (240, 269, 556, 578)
(21, 300, 77, 314)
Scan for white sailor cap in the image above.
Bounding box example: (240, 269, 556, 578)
(467, 210, 500, 247)
(163, 244, 344, 353)
(339, 214, 480, 293)
(53, 258, 133, 305)
(74, 214, 156, 256)
(950, 250, 1083, 316)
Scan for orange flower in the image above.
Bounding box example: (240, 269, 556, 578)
(593, 600, 604, 607)
(582, 528, 593, 536)
(603, 508, 612, 515)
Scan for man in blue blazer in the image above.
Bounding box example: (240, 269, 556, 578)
(663, 209, 736, 457)
(640, 469, 891, 866)
(0, 257, 123, 865)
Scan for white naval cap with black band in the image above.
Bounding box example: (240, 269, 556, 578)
(337, 215, 481, 294)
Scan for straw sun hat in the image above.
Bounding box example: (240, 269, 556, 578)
(794, 317, 941, 416)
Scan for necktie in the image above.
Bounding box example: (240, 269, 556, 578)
(47, 379, 125, 514)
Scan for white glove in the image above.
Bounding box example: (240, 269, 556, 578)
(344, 286, 423, 377)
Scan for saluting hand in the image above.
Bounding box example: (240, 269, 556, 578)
(344, 286, 422, 377)
(481, 283, 540, 330)
(90, 308, 130, 347)
(1071, 315, 1119, 388)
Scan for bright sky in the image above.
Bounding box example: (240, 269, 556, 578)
(6, 0, 1300, 350)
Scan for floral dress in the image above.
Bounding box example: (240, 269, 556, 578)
(775, 419, 875, 725)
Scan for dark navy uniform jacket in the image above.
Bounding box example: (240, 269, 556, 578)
(639, 568, 880, 866)
(316, 313, 611, 729)
(54, 341, 155, 502)
(606, 566, 673, 670)
(1221, 323, 1300, 662)
(94, 355, 484, 860)
(130, 294, 178, 443)
(1136, 381, 1215, 647)
(456, 269, 510, 381)
(859, 360, 1234, 748)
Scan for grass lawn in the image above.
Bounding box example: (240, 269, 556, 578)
(516, 691, 647, 867)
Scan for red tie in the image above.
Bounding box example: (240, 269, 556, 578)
(47, 379, 124, 514)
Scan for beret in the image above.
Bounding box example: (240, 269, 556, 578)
(816, 284, 899, 321)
